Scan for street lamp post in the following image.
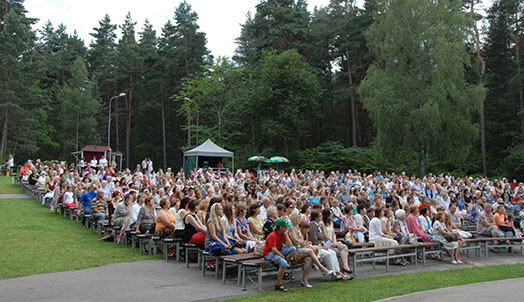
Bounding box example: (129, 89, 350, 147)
(108, 93, 126, 148)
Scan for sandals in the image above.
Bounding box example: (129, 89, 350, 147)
(274, 284, 288, 292)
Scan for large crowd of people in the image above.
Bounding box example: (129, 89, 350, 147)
(17, 157, 524, 291)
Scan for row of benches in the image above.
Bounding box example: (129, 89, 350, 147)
(17, 178, 524, 291)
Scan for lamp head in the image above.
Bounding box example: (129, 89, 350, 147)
(119, 93, 126, 97)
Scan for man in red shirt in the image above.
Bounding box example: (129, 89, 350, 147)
(263, 219, 296, 292)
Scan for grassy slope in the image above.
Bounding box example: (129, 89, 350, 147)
(0, 177, 155, 279)
(0, 176, 22, 194)
(227, 262, 524, 302)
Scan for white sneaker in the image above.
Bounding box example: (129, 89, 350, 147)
(451, 260, 458, 265)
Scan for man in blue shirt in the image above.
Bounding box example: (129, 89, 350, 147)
(80, 186, 98, 225)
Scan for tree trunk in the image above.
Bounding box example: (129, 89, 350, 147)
(187, 103, 191, 146)
(419, 133, 425, 178)
(218, 113, 221, 145)
(160, 82, 167, 170)
(515, 6, 524, 133)
(346, 50, 357, 147)
(471, 0, 487, 176)
(126, 74, 134, 169)
(126, 95, 130, 169)
(0, 107, 8, 159)
(115, 99, 119, 151)
(251, 121, 256, 153)
(75, 112, 79, 151)
(161, 99, 167, 171)
(1, 67, 11, 159)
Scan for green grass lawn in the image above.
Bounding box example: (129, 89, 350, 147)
(0, 176, 22, 194)
(226, 263, 524, 302)
(0, 179, 156, 279)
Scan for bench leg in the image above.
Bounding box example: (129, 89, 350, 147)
(202, 255, 206, 276)
(175, 242, 180, 262)
(198, 250, 201, 268)
(422, 247, 426, 266)
(186, 248, 190, 268)
(386, 250, 390, 272)
(242, 266, 246, 291)
(258, 266, 263, 291)
(414, 251, 418, 266)
(132, 236, 136, 249)
(352, 254, 357, 277)
(139, 240, 143, 255)
(215, 257, 219, 279)
(222, 260, 227, 283)
(485, 242, 489, 258)
(237, 263, 242, 286)
(164, 242, 168, 261)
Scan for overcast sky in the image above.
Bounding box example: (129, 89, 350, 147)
(25, 0, 492, 59)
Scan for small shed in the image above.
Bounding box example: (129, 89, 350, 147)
(73, 145, 112, 163)
(183, 139, 234, 175)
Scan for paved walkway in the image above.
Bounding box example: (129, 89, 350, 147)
(0, 193, 27, 199)
(379, 277, 524, 302)
(2, 251, 524, 302)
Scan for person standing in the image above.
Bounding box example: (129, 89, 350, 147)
(79, 186, 97, 225)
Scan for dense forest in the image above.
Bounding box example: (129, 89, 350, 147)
(0, 0, 523, 178)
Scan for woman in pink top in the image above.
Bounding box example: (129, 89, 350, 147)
(406, 205, 431, 242)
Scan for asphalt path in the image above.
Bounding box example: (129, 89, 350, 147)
(2, 252, 524, 302)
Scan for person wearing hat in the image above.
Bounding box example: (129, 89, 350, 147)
(393, 209, 408, 240)
(262, 219, 297, 292)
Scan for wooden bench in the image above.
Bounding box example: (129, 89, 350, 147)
(349, 244, 418, 276)
(461, 238, 482, 257)
(184, 244, 201, 268)
(136, 234, 153, 254)
(477, 237, 524, 257)
(220, 253, 262, 284)
(417, 242, 444, 266)
(200, 250, 221, 279)
(162, 237, 183, 262)
(82, 214, 92, 228)
(241, 259, 304, 291)
(97, 220, 109, 236)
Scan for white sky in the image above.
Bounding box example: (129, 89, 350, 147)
(25, 0, 492, 58)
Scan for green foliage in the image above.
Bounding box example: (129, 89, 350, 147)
(57, 57, 101, 158)
(483, 0, 524, 175)
(297, 141, 381, 173)
(359, 0, 486, 176)
(503, 144, 524, 180)
(1, 0, 523, 179)
(250, 50, 320, 156)
(235, 0, 311, 65)
(0, 0, 45, 159)
(175, 57, 247, 146)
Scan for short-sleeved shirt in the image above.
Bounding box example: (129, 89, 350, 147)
(477, 211, 494, 232)
(262, 231, 286, 257)
(92, 197, 107, 213)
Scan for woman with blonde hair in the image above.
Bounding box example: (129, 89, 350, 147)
(287, 211, 334, 287)
(205, 203, 237, 255)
